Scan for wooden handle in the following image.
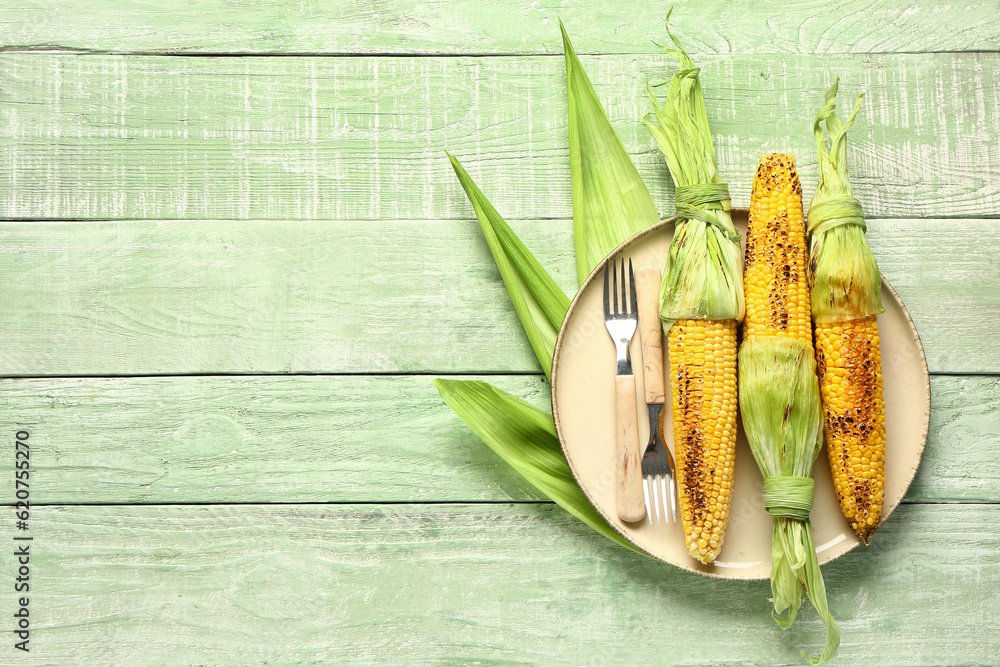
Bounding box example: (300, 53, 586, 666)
(615, 374, 646, 523)
(636, 266, 665, 404)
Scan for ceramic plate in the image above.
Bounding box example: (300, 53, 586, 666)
(550, 210, 930, 580)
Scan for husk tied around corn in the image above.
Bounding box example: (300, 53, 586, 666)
(642, 14, 743, 565)
(810, 81, 887, 543)
(642, 11, 744, 331)
(808, 80, 883, 323)
(741, 154, 839, 665)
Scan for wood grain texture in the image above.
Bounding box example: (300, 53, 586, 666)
(911, 375, 1000, 502)
(0, 218, 575, 376)
(0, 374, 993, 504)
(0, 53, 997, 221)
(0, 375, 548, 504)
(635, 265, 665, 404)
(0, 4, 992, 664)
(1, 0, 996, 55)
(0, 218, 995, 375)
(615, 374, 645, 522)
(11, 503, 999, 666)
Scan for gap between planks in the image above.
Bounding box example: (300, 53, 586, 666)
(20, 499, 998, 506)
(4, 48, 1000, 57)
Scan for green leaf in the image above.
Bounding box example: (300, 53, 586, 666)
(561, 20, 660, 285)
(448, 153, 571, 379)
(738, 335, 840, 664)
(808, 79, 883, 323)
(641, 11, 743, 330)
(434, 379, 643, 555)
(771, 519, 841, 665)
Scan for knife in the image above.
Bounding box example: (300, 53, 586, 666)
(635, 266, 674, 523)
(636, 266, 666, 427)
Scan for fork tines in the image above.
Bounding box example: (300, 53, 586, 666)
(642, 453, 677, 525)
(603, 256, 637, 323)
(640, 416, 677, 526)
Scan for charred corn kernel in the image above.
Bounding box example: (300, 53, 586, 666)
(808, 82, 886, 548)
(744, 154, 811, 343)
(664, 317, 738, 564)
(739, 153, 839, 663)
(815, 316, 885, 544)
(643, 19, 742, 566)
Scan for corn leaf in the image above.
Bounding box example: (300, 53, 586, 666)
(808, 79, 883, 322)
(434, 379, 643, 554)
(562, 21, 660, 285)
(448, 153, 571, 379)
(641, 12, 743, 331)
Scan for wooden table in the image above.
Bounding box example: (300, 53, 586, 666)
(1, 2, 997, 664)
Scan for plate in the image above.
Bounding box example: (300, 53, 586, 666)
(550, 210, 930, 580)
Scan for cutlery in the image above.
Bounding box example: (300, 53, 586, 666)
(603, 257, 645, 523)
(635, 266, 677, 525)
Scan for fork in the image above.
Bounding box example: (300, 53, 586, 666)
(603, 257, 645, 523)
(635, 266, 677, 525)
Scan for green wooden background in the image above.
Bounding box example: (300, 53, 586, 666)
(1, 2, 998, 665)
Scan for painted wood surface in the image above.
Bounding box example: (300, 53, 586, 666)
(0, 374, 994, 504)
(0, 53, 997, 221)
(2, 0, 997, 55)
(0, 2, 997, 664)
(15, 503, 1000, 666)
(0, 218, 995, 374)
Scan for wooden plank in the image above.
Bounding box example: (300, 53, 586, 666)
(0, 53, 997, 221)
(866, 218, 1000, 375)
(11, 503, 999, 665)
(912, 375, 1000, 502)
(0, 375, 548, 504)
(1, 0, 996, 55)
(0, 218, 576, 375)
(0, 218, 996, 375)
(0, 374, 993, 504)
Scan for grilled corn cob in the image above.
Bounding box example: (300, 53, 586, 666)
(808, 81, 886, 544)
(814, 318, 885, 542)
(739, 153, 839, 664)
(665, 318, 738, 562)
(642, 15, 743, 564)
(745, 153, 812, 338)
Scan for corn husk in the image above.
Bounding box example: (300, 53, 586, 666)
(739, 335, 840, 665)
(562, 20, 660, 285)
(434, 379, 642, 555)
(448, 153, 570, 379)
(641, 13, 743, 331)
(438, 24, 663, 554)
(445, 160, 627, 549)
(809, 80, 883, 322)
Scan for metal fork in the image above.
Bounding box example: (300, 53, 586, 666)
(603, 257, 645, 523)
(641, 423, 677, 525)
(635, 266, 677, 525)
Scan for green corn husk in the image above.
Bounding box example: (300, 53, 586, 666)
(809, 79, 883, 322)
(562, 20, 661, 285)
(641, 12, 743, 332)
(446, 157, 632, 551)
(434, 379, 643, 555)
(438, 25, 669, 556)
(739, 336, 840, 665)
(448, 153, 571, 379)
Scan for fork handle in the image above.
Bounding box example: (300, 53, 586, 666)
(615, 374, 646, 523)
(636, 266, 665, 404)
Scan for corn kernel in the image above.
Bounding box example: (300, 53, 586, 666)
(815, 315, 886, 543)
(666, 318, 739, 564)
